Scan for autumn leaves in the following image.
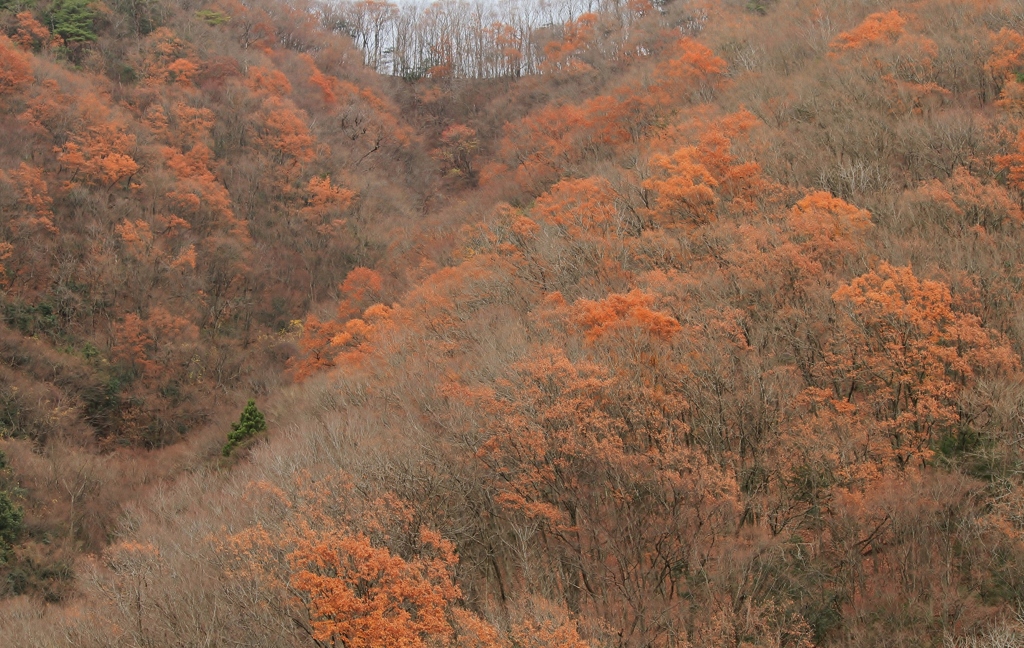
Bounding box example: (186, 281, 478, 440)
(0, 2, 404, 447)
(283, 82, 1015, 642)
(7, 0, 1024, 643)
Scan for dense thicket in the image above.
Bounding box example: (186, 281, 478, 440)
(3, 0, 1024, 646)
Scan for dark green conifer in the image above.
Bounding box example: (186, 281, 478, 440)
(48, 0, 97, 43)
(223, 399, 267, 456)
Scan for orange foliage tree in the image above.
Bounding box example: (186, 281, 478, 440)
(221, 476, 499, 647)
(532, 176, 619, 236)
(111, 307, 199, 382)
(643, 145, 719, 224)
(57, 122, 140, 188)
(653, 38, 727, 100)
(541, 13, 599, 74)
(7, 163, 58, 235)
(463, 289, 740, 643)
(337, 266, 384, 319)
(0, 35, 33, 101)
(830, 11, 907, 53)
(813, 263, 1019, 471)
(12, 12, 59, 52)
(288, 527, 460, 646)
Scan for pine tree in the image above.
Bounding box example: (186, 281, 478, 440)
(47, 0, 97, 43)
(223, 400, 267, 456)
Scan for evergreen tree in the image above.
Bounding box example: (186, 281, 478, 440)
(48, 0, 97, 43)
(223, 400, 267, 456)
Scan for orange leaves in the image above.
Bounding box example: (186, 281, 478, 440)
(162, 142, 237, 227)
(6, 163, 57, 235)
(137, 28, 199, 87)
(112, 313, 155, 377)
(469, 343, 738, 642)
(452, 609, 505, 648)
(152, 101, 240, 234)
(170, 103, 215, 145)
(473, 349, 618, 524)
(945, 168, 1023, 228)
(659, 38, 727, 79)
(501, 102, 589, 192)
(541, 12, 599, 75)
(501, 54, 740, 196)
(690, 114, 767, 207)
(437, 124, 479, 180)
(115, 218, 154, 250)
(291, 314, 343, 380)
(483, 21, 523, 77)
(302, 176, 355, 225)
(440, 124, 477, 146)
(246, 65, 293, 97)
(0, 242, 12, 287)
(338, 267, 384, 319)
(532, 176, 617, 236)
(825, 263, 1018, 469)
(828, 10, 939, 94)
(57, 122, 140, 188)
(995, 72, 1024, 114)
(163, 139, 214, 182)
(330, 304, 394, 362)
(573, 289, 680, 342)
(288, 527, 460, 647)
(833, 264, 980, 366)
(786, 191, 872, 265)
(292, 302, 395, 379)
(171, 244, 196, 270)
(300, 53, 337, 105)
(12, 12, 58, 52)
(165, 58, 200, 86)
(641, 111, 770, 225)
(142, 103, 169, 140)
(116, 213, 192, 271)
(257, 97, 317, 165)
(112, 308, 199, 380)
(460, 203, 542, 262)
(715, 190, 872, 307)
(509, 212, 540, 241)
(906, 168, 1023, 230)
(644, 146, 718, 223)
(309, 68, 338, 105)
(986, 27, 1024, 83)
(995, 129, 1024, 193)
(501, 41, 732, 196)
(221, 475, 491, 648)
(293, 172, 357, 282)
(653, 38, 727, 99)
(0, 35, 33, 101)
(830, 11, 907, 53)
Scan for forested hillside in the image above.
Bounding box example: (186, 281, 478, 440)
(2, 0, 1024, 645)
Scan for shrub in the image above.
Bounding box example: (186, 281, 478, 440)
(0, 489, 23, 560)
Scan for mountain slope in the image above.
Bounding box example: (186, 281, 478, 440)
(3, 0, 1024, 646)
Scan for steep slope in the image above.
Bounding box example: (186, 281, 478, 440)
(0, 0, 434, 598)
(4, 0, 1024, 646)
(0, 0, 430, 450)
